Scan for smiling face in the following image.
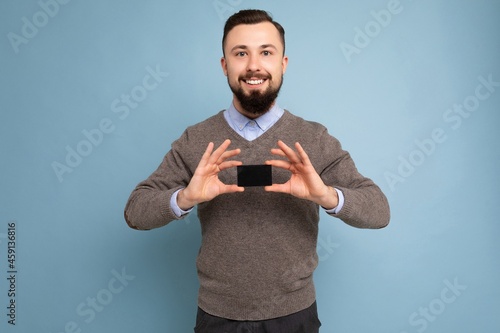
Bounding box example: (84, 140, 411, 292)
(221, 22, 288, 118)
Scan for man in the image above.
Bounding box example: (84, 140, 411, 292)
(125, 9, 390, 333)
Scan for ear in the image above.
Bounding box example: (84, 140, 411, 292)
(282, 55, 289, 74)
(221, 57, 228, 76)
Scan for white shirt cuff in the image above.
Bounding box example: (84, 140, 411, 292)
(324, 188, 344, 215)
(170, 189, 193, 217)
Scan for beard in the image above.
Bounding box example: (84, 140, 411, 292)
(228, 73, 284, 117)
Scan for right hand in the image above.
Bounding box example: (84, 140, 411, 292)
(177, 139, 244, 210)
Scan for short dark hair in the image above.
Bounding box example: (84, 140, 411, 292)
(222, 9, 286, 55)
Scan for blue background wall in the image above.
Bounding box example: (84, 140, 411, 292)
(1, 0, 499, 332)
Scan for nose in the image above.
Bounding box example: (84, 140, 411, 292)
(246, 53, 261, 72)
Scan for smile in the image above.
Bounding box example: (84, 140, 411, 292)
(244, 79, 266, 86)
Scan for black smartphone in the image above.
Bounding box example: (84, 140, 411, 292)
(237, 165, 272, 187)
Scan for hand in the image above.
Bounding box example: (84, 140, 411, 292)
(177, 139, 243, 210)
(265, 140, 338, 209)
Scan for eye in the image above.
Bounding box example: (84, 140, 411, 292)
(262, 50, 272, 56)
(235, 51, 247, 57)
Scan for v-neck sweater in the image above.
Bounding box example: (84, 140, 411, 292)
(125, 110, 390, 320)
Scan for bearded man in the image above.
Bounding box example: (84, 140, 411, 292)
(125, 9, 390, 333)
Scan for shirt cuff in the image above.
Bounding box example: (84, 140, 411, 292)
(170, 189, 193, 217)
(324, 188, 344, 215)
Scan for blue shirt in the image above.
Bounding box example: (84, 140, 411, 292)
(223, 103, 284, 141)
(171, 103, 344, 216)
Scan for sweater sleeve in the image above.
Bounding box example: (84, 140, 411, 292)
(124, 133, 197, 230)
(318, 129, 390, 229)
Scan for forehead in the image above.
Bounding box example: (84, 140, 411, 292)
(225, 22, 283, 51)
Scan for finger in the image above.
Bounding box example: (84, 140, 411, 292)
(294, 142, 312, 166)
(265, 159, 292, 170)
(270, 148, 286, 157)
(221, 184, 245, 194)
(208, 139, 232, 164)
(276, 140, 301, 163)
(264, 183, 289, 194)
(218, 160, 243, 171)
(217, 148, 241, 164)
(199, 142, 215, 166)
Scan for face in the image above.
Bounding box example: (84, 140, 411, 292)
(221, 22, 288, 118)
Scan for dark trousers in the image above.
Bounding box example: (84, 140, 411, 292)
(194, 301, 321, 333)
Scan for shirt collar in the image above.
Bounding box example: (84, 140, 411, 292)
(227, 103, 284, 131)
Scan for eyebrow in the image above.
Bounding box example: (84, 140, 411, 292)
(230, 44, 279, 53)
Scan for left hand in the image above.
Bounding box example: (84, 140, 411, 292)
(265, 140, 339, 209)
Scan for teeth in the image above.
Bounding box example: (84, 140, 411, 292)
(246, 79, 264, 85)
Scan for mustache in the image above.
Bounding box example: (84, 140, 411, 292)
(239, 72, 271, 80)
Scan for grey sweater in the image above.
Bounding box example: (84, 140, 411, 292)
(124, 110, 390, 320)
